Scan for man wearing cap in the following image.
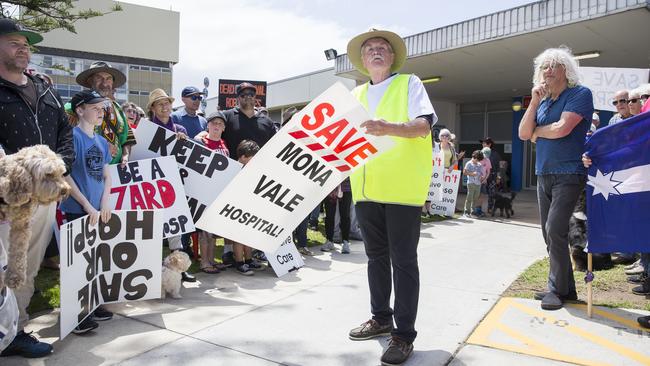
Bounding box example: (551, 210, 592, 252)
(0, 18, 72, 358)
(172, 86, 208, 139)
(345, 29, 437, 365)
(76, 61, 136, 165)
(221, 82, 276, 157)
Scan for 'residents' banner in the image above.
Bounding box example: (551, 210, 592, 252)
(60, 210, 163, 338)
(196, 82, 394, 252)
(108, 156, 194, 238)
(130, 120, 242, 223)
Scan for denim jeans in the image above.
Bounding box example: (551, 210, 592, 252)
(537, 174, 586, 296)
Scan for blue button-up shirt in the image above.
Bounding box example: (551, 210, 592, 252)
(171, 107, 207, 139)
(535, 85, 593, 175)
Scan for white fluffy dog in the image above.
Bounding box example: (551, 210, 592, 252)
(160, 251, 192, 299)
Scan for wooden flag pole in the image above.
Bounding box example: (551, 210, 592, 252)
(587, 253, 594, 318)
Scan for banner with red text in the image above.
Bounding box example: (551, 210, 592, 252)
(429, 170, 461, 217)
(60, 211, 163, 338)
(427, 142, 445, 201)
(130, 121, 242, 223)
(196, 82, 394, 252)
(108, 156, 194, 238)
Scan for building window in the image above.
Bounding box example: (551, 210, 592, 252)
(130, 65, 140, 70)
(43, 56, 53, 67)
(151, 67, 161, 72)
(162, 68, 171, 73)
(140, 66, 150, 71)
(130, 90, 139, 95)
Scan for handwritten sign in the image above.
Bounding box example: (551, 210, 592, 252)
(60, 211, 163, 338)
(131, 121, 242, 223)
(580, 67, 649, 112)
(109, 157, 194, 238)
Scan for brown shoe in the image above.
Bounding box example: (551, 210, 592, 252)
(349, 319, 393, 341)
(381, 336, 413, 366)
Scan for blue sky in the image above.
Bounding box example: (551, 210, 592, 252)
(123, 0, 533, 101)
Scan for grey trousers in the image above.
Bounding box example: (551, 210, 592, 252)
(537, 174, 586, 296)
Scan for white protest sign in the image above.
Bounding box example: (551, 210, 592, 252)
(109, 156, 194, 238)
(265, 236, 305, 277)
(580, 67, 649, 112)
(427, 142, 445, 201)
(131, 120, 242, 223)
(430, 170, 461, 217)
(60, 210, 163, 339)
(196, 82, 394, 252)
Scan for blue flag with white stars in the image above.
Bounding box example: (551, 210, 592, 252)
(585, 111, 650, 253)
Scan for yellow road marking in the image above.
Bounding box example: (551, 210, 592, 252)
(566, 303, 648, 332)
(467, 298, 650, 366)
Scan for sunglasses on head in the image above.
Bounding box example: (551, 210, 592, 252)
(628, 98, 640, 104)
(188, 94, 202, 101)
(612, 99, 627, 106)
(239, 90, 256, 98)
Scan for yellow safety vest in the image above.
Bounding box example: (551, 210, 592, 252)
(350, 74, 432, 206)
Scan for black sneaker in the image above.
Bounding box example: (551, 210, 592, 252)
(222, 251, 235, 267)
(246, 259, 265, 271)
(380, 336, 414, 366)
(0, 331, 53, 358)
(638, 315, 650, 329)
(181, 271, 196, 282)
(72, 317, 99, 334)
(236, 263, 254, 276)
(628, 274, 647, 284)
(252, 250, 268, 262)
(92, 306, 113, 321)
(632, 277, 650, 295)
(349, 319, 393, 341)
(540, 292, 563, 310)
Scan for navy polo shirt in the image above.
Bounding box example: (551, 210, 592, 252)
(171, 107, 207, 139)
(535, 85, 593, 175)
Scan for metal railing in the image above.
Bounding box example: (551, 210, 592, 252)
(335, 0, 648, 74)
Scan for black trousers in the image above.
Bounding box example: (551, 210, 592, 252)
(324, 192, 352, 241)
(355, 201, 421, 343)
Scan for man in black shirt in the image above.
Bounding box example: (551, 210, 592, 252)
(221, 82, 276, 157)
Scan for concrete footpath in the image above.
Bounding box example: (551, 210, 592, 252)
(4, 191, 650, 365)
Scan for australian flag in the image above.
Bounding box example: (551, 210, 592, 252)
(585, 111, 650, 253)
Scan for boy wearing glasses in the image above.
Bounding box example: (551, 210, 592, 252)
(172, 86, 208, 139)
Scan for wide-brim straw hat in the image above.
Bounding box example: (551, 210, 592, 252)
(76, 61, 127, 88)
(147, 88, 175, 110)
(346, 28, 407, 77)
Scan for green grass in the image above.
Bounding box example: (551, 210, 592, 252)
(504, 257, 650, 311)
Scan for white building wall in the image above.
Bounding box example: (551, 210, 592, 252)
(37, 0, 179, 63)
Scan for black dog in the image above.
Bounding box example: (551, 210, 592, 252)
(492, 192, 516, 218)
(569, 190, 613, 272)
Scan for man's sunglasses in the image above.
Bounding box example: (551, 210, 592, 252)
(239, 91, 256, 98)
(188, 95, 203, 101)
(612, 99, 627, 106)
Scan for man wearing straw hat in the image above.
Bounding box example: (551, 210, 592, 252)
(76, 61, 136, 165)
(345, 29, 437, 365)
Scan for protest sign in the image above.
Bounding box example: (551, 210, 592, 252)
(580, 67, 649, 112)
(130, 120, 242, 223)
(429, 170, 461, 217)
(60, 210, 163, 338)
(109, 156, 194, 238)
(196, 82, 394, 252)
(427, 143, 445, 201)
(218, 79, 267, 110)
(265, 236, 305, 277)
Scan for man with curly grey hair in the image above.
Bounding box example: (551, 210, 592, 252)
(518, 47, 594, 311)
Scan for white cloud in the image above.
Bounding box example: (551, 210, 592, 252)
(123, 0, 354, 104)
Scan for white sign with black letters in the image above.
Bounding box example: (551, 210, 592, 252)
(108, 156, 194, 238)
(131, 120, 242, 223)
(430, 170, 461, 217)
(60, 210, 163, 339)
(427, 142, 445, 201)
(265, 236, 305, 277)
(580, 67, 649, 112)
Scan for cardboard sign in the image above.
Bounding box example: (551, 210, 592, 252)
(265, 236, 305, 277)
(218, 79, 267, 110)
(430, 170, 461, 217)
(427, 143, 445, 201)
(580, 67, 649, 112)
(130, 120, 242, 223)
(109, 157, 194, 238)
(196, 82, 394, 252)
(60, 210, 163, 338)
